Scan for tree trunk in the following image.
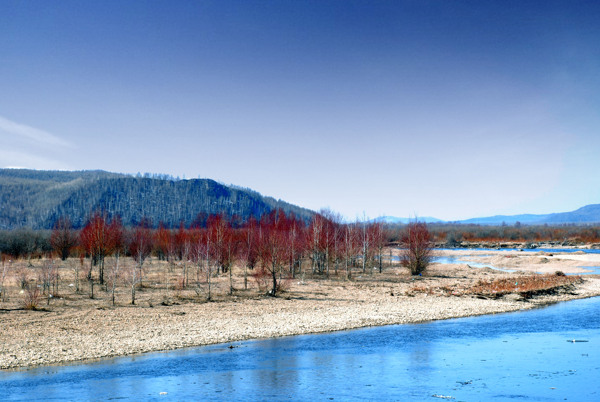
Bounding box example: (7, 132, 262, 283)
(100, 256, 105, 285)
(207, 262, 211, 301)
(271, 264, 277, 296)
(229, 262, 233, 296)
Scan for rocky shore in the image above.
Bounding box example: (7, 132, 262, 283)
(2, 250, 600, 371)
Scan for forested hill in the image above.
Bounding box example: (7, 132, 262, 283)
(0, 169, 314, 229)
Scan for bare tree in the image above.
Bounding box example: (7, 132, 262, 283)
(371, 221, 386, 273)
(400, 221, 433, 276)
(107, 218, 125, 306)
(343, 222, 359, 280)
(128, 220, 153, 289)
(361, 216, 370, 274)
(123, 256, 141, 305)
(238, 217, 258, 290)
(0, 253, 9, 302)
(50, 217, 78, 261)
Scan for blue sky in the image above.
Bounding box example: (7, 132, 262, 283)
(1, 1, 599, 221)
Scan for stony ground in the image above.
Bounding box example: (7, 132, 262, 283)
(1, 249, 599, 370)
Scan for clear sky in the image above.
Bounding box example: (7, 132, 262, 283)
(1, 1, 599, 221)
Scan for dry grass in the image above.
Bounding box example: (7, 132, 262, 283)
(470, 273, 582, 298)
(22, 286, 42, 310)
(0, 250, 593, 311)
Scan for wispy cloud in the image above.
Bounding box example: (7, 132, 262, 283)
(0, 149, 72, 171)
(0, 115, 75, 148)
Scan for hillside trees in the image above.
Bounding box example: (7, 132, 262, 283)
(0, 169, 315, 230)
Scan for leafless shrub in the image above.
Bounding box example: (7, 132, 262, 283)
(252, 267, 291, 294)
(22, 285, 41, 310)
(16, 266, 30, 289)
(400, 222, 433, 276)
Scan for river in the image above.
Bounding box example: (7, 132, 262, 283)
(1, 297, 598, 401)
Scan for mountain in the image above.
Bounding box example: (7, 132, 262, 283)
(372, 216, 444, 224)
(374, 204, 600, 226)
(458, 213, 548, 225)
(457, 204, 600, 225)
(0, 169, 314, 229)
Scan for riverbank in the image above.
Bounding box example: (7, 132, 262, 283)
(2, 250, 600, 370)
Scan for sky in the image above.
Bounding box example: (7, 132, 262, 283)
(1, 1, 599, 221)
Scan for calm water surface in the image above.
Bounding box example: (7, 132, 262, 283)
(2, 298, 599, 401)
(432, 248, 600, 275)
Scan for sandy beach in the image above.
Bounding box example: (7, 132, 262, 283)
(2, 248, 599, 371)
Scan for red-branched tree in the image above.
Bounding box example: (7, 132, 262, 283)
(286, 214, 306, 279)
(207, 214, 237, 295)
(174, 223, 191, 288)
(127, 218, 153, 302)
(308, 213, 325, 275)
(50, 217, 78, 261)
(370, 221, 386, 273)
(400, 221, 433, 276)
(342, 221, 360, 279)
(238, 216, 258, 290)
(256, 209, 291, 296)
(106, 217, 125, 305)
(80, 212, 110, 285)
(153, 223, 172, 261)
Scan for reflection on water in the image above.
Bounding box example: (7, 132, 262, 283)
(1, 298, 599, 401)
(577, 266, 600, 275)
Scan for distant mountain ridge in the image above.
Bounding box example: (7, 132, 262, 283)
(457, 204, 600, 225)
(372, 216, 443, 224)
(378, 204, 600, 226)
(0, 169, 314, 229)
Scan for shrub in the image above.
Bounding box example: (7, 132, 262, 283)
(252, 267, 291, 294)
(400, 222, 433, 276)
(23, 286, 41, 310)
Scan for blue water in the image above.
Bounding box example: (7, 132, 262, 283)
(2, 298, 599, 401)
(432, 248, 600, 275)
(576, 266, 600, 275)
(438, 247, 600, 255)
(433, 255, 516, 273)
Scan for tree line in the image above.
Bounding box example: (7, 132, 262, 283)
(14, 210, 399, 298)
(426, 223, 600, 245)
